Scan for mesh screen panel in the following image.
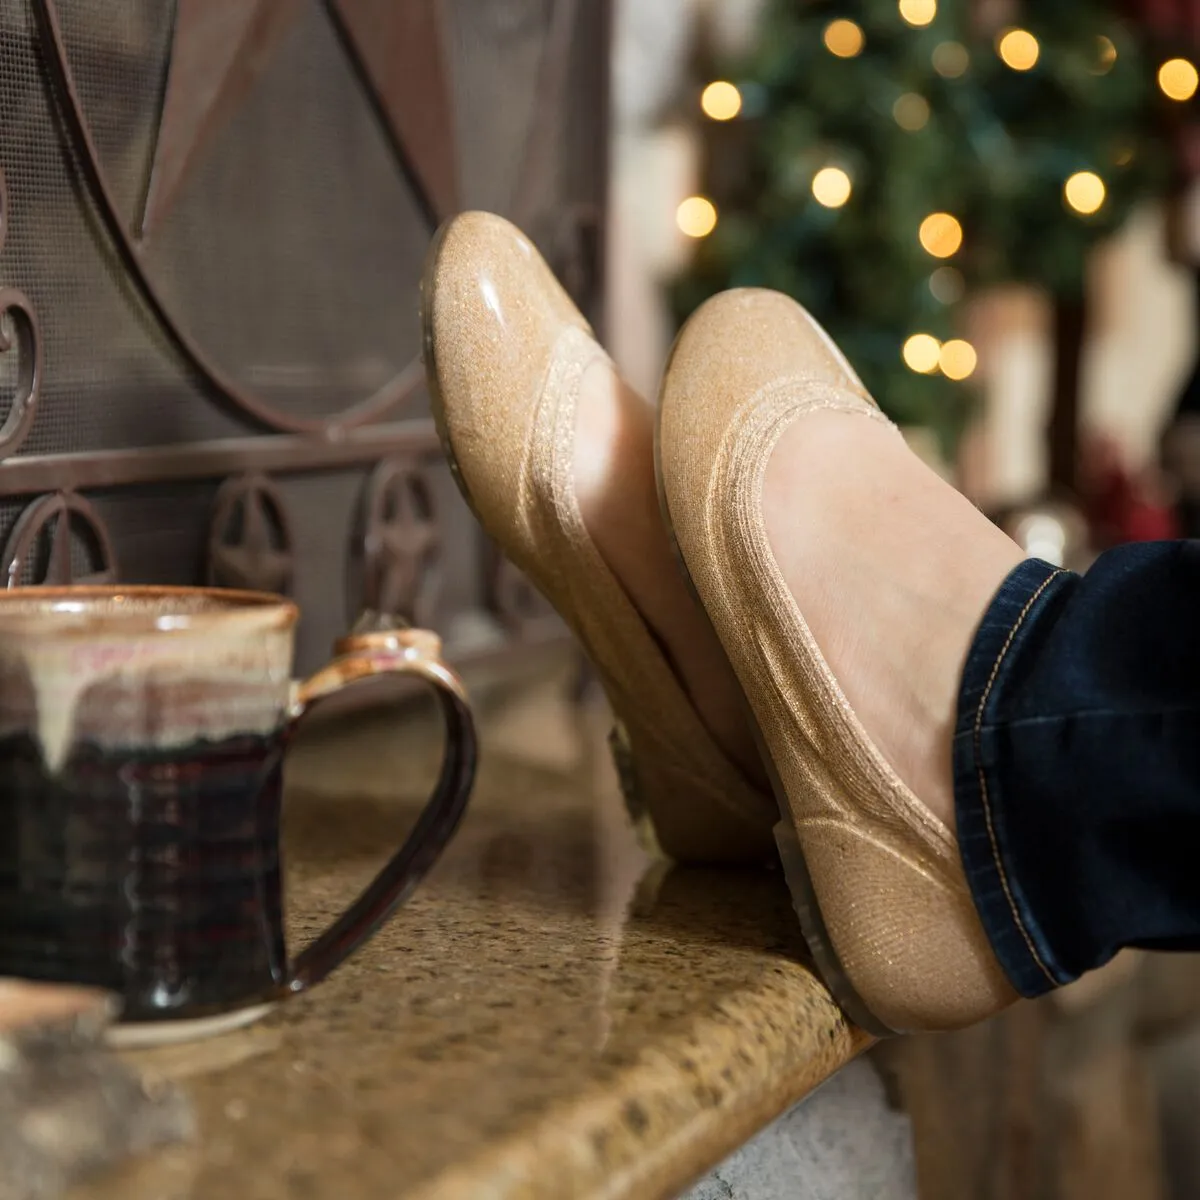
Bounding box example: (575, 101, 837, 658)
(142, 1, 429, 423)
(0, 0, 607, 669)
(2, 0, 244, 455)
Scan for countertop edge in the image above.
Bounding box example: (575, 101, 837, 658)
(406, 970, 873, 1200)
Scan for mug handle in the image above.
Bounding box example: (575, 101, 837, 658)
(277, 625, 477, 996)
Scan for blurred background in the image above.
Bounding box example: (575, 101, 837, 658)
(606, 9, 1200, 1195)
(608, 0, 1200, 569)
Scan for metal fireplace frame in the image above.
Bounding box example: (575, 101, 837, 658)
(0, 0, 611, 669)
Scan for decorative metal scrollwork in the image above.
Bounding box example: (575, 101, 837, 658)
(2, 491, 117, 588)
(0, 168, 43, 460)
(352, 456, 441, 627)
(207, 473, 294, 595)
(32, 0, 434, 434)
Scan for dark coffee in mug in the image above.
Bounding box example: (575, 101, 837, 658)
(0, 588, 476, 1042)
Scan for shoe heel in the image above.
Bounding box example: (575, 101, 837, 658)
(610, 715, 774, 864)
(773, 821, 897, 1038)
(608, 719, 664, 857)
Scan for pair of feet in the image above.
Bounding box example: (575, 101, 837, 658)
(423, 212, 1023, 1032)
(579, 376, 1025, 834)
(447, 230, 1020, 835)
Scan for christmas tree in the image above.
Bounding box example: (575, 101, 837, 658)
(675, 0, 1174, 452)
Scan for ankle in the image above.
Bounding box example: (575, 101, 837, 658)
(761, 409, 1023, 835)
(572, 364, 768, 785)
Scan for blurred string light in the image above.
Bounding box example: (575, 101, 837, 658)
(919, 211, 963, 258)
(902, 333, 941, 373)
(1158, 57, 1199, 102)
(929, 266, 964, 304)
(997, 28, 1040, 71)
(812, 166, 853, 208)
(939, 339, 977, 380)
(824, 18, 865, 58)
(898, 0, 936, 28)
(677, 196, 717, 238)
(901, 333, 977, 379)
(701, 80, 742, 121)
(893, 92, 931, 130)
(1064, 171, 1106, 215)
(1093, 35, 1117, 75)
(932, 41, 969, 78)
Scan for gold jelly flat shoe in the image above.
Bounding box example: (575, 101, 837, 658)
(420, 212, 775, 863)
(656, 288, 1016, 1033)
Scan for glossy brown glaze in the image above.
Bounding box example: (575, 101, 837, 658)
(0, 588, 476, 1028)
(0, 728, 289, 1019)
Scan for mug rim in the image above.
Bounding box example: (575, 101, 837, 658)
(0, 585, 298, 634)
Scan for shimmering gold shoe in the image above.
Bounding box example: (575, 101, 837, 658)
(420, 212, 775, 863)
(656, 289, 1016, 1033)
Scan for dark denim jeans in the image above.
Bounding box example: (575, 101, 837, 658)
(953, 542, 1200, 997)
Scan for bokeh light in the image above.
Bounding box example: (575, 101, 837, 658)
(919, 212, 964, 258)
(932, 41, 969, 78)
(1158, 58, 1199, 102)
(939, 339, 978, 380)
(824, 19, 865, 58)
(903, 334, 942, 373)
(676, 196, 718, 238)
(893, 92, 931, 131)
(1063, 171, 1106, 215)
(929, 266, 965, 304)
(899, 0, 937, 28)
(701, 81, 743, 121)
(1093, 35, 1117, 75)
(997, 29, 1040, 71)
(812, 166, 853, 208)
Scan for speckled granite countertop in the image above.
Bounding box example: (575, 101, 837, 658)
(75, 666, 870, 1200)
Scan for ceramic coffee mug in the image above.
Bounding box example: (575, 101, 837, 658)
(0, 587, 476, 1045)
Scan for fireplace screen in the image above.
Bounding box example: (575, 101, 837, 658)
(0, 0, 609, 668)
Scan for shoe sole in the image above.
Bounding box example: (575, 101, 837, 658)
(653, 309, 898, 1040)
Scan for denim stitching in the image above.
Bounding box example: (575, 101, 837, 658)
(982, 702, 1200, 730)
(973, 567, 1063, 988)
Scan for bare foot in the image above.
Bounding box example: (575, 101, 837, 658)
(572, 361, 767, 786)
(761, 410, 1025, 831)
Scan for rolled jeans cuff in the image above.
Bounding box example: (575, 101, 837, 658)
(952, 557, 1079, 998)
